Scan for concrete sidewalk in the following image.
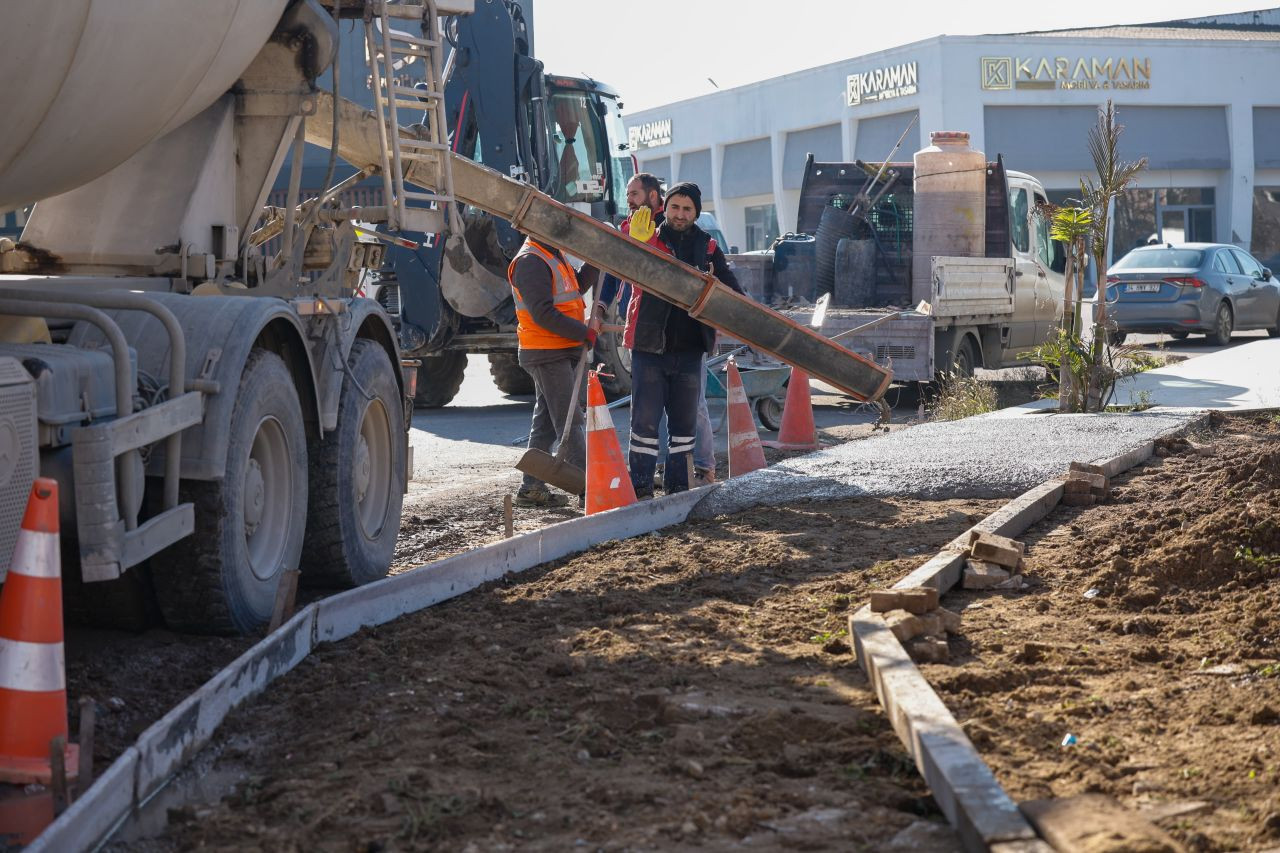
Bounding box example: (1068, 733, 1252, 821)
(693, 338, 1278, 518)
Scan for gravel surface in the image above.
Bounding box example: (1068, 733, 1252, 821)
(694, 411, 1195, 517)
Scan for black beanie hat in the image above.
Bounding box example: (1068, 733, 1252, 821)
(665, 182, 702, 216)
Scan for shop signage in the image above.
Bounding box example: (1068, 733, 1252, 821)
(628, 119, 672, 150)
(846, 61, 918, 106)
(981, 55, 1152, 91)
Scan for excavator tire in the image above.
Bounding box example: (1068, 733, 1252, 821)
(302, 340, 404, 588)
(487, 353, 535, 396)
(414, 350, 467, 408)
(153, 349, 308, 635)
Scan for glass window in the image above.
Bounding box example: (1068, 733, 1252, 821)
(1009, 188, 1029, 254)
(1113, 189, 1157, 257)
(549, 92, 606, 204)
(1214, 250, 1241, 274)
(1232, 248, 1264, 279)
(1034, 194, 1052, 267)
(1252, 187, 1280, 272)
(744, 204, 779, 252)
(1112, 248, 1204, 270)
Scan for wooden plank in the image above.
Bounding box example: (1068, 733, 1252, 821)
(1021, 795, 1186, 853)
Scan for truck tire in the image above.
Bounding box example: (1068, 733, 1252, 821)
(153, 349, 308, 635)
(594, 300, 632, 400)
(414, 350, 466, 408)
(487, 353, 535, 395)
(949, 335, 980, 378)
(302, 340, 404, 588)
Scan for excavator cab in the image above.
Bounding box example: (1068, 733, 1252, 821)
(543, 75, 634, 224)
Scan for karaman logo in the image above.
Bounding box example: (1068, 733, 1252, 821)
(628, 119, 672, 151)
(846, 62, 918, 106)
(981, 56, 1152, 91)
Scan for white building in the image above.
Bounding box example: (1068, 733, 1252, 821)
(623, 9, 1280, 269)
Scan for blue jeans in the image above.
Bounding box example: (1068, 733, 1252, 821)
(629, 349, 702, 494)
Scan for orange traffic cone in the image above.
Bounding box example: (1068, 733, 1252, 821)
(764, 368, 820, 451)
(725, 360, 767, 477)
(0, 479, 78, 786)
(585, 371, 637, 514)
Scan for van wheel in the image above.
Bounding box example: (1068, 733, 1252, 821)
(153, 349, 308, 635)
(1205, 302, 1233, 346)
(303, 340, 405, 588)
(951, 336, 979, 378)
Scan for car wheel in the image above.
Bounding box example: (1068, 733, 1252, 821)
(1106, 330, 1127, 346)
(1268, 305, 1280, 338)
(1168, 331, 1189, 340)
(1205, 302, 1233, 346)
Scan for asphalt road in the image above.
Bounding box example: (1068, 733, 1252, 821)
(405, 356, 906, 502)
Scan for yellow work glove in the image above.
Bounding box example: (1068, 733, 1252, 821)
(629, 206, 655, 243)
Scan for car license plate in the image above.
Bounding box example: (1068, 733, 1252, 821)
(1126, 283, 1160, 293)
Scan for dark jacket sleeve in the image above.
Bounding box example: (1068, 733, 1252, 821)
(512, 255, 590, 341)
(576, 263, 601, 295)
(710, 246, 743, 294)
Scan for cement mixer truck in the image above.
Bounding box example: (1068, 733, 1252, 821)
(0, 0, 891, 636)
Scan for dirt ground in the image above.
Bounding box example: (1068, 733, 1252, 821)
(932, 413, 1280, 851)
(120, 494, 999, 852)
(59, 420, 900, 781)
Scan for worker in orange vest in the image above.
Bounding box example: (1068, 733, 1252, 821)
(507, 237, 601, 507)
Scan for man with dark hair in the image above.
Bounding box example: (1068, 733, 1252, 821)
(623, 181, 741, 496)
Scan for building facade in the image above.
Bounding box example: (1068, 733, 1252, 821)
(622, 10, 1280, 269)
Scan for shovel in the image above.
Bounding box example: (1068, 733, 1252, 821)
(515, 343, 589, 495)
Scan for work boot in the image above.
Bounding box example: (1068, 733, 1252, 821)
(515, 485, 570, 508)
(693, 467, 717, 488)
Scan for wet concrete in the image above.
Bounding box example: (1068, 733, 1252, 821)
(692, 411, 1194, 517)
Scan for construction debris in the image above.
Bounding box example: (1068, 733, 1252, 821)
(1063, 461, 1112, 505)
(963, 531, 1030, 590)
(869, 584, 962, 663)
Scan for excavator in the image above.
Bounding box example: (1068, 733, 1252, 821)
(352, 0, 639, 405)
(0, 0, 890, 636)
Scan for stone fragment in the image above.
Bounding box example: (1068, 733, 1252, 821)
(964, 561, 1011, 589)
(907, 638, 950, 663)
(969, 532, 1024, 568)
(937, 607, 962, 633)
(1067, 470, 1107, 490)
(898, 587, 938, 614)
(869, 590, 901, 612)
(1069, 461, 1107, 477)
(1063, 478, 1094, 495)
(918, 612, 944, 636)
(994, 574, 1025, 590)
(1062, 493, 1095, 507)
(881, 609, 924, 642)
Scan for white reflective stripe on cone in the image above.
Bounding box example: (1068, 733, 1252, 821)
(0, 638, 66, 692)
(728, 384, 749, 404)
(6, 531, 60, 580)
(586, 404, 612, 431)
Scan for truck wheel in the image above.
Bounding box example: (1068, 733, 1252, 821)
(487, 353, 535, 395)
(303, 340, 404, 588)
(1205, 302, 1233, 346)
(951, 336, 979, 377)
(414, 350, 466, 407)
(595, 300, 632, 400)
(153, 349, 308, 635)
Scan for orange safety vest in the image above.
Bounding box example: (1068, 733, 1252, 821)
(507, 240, 586, 350)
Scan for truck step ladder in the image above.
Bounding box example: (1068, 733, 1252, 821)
(363, 0, 463, 235)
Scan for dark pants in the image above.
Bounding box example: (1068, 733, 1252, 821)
(628, 349, 702, 494)
(521, 351, 585, 492)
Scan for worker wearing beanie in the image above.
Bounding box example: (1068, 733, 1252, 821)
(623, 181, 742, 496)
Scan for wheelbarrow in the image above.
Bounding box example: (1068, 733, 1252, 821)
(706, 358, 791, 432)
